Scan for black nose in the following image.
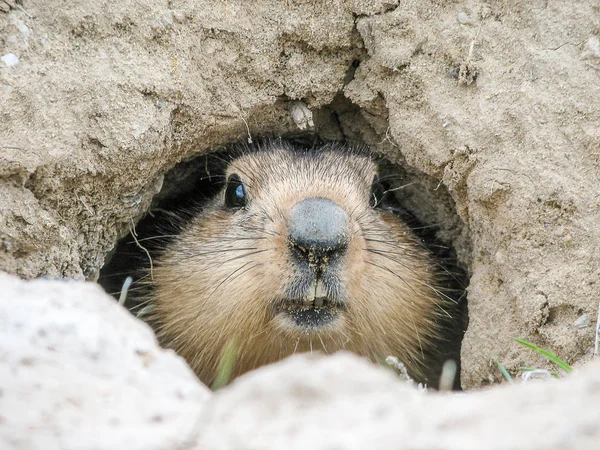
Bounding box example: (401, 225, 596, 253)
(289, 197, 349, 264)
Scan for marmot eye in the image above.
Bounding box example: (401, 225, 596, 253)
(370, 176, 387, 208)
(225, 174, 247, 208)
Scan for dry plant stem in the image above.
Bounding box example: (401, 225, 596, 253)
(118, 276, 133, 306)
(130, 219, 154, 281)
(468, 24, 482, 62)
(595, 297, 600, 357)
(239, 115, 252, 144)
(438, 359, 457, 392)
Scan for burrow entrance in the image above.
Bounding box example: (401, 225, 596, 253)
(98, 96, 472, 387)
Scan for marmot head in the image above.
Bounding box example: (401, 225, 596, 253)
(147, 143, 462, 386)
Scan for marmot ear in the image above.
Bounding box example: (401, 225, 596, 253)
(225, 174, 247, 208)
(370, 176, 387, 208)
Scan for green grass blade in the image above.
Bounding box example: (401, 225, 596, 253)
(211, 339, 238, 390)
(118, 276, 133, 306)
(495, 360, 513, 383)
(514, 338, 572, 373)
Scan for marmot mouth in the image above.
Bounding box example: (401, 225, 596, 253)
(275, 298, 346, 329)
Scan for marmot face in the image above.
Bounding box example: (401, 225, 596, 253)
(148, 143, 462, 386)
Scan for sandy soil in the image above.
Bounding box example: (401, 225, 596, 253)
(1, 0, 599, 388)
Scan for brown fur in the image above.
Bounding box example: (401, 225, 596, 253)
(146, 143, 459, 386)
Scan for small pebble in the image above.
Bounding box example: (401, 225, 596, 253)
(457, 12, 471, 25)
(290, 101, 314, 131)
(583, 36, 600, 59)
(521, 369, 554, 383)
(574, 314, 591, 329)
(1, 52, 19, 67)
(172, 11, 186, 24)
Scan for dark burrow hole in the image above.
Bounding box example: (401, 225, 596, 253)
(98, 134, 470, 389)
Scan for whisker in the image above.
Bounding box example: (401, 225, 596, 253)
(406, 223, 442, 231)
(364, 259, 454, 319)
(217, 248, 275, 268)
(365, 250, 458, 306)
(216, 236, 269, 242)
(364, 237, 465, 288)
(241, 226, 281, 237)
(317, 334, 327, 353)
(208, 260, 260, 307)
(407, 312, 424, 359)
(99, 271, 148, 279)
(211, 262, 264, 342)
(173, 246, 260, 261)
(126, 234, 179, 244)
(383, 181, 416, 193)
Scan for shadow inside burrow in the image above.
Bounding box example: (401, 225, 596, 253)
(97, 134, 469, 390)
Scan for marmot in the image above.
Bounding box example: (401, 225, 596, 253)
(141, 142, 466, 388)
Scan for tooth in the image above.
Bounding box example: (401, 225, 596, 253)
(304, 279, 317, 307)
(314, 278, 325, 307)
